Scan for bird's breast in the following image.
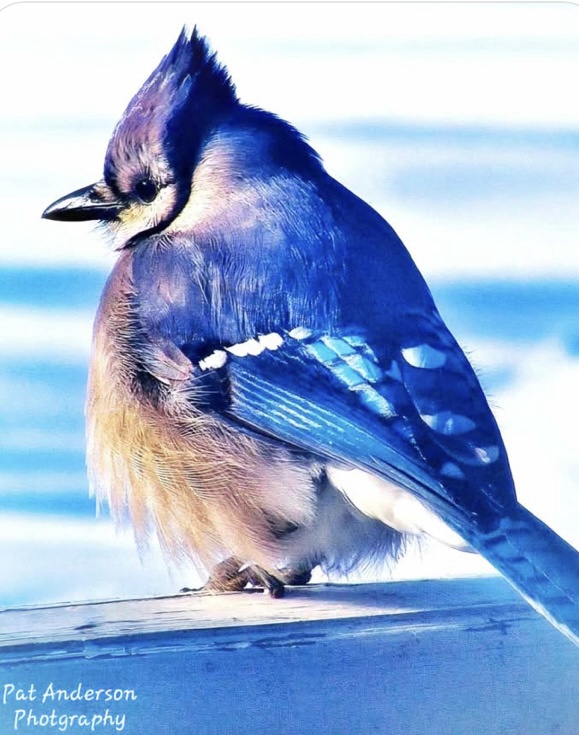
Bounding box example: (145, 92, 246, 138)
(84, 253, 319, 569)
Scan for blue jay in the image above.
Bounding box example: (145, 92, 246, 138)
(43, 28, 579, 644)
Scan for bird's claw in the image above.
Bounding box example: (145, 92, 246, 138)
(181, 557, 286, 597)
(180, 558, 314, 597)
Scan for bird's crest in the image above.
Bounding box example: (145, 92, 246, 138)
(143, 26, 237, 114)
(104, 27, 238, 185)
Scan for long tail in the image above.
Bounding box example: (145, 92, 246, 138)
(461, 503, 579, 646)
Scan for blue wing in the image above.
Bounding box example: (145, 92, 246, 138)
(194, 310, 517, 533)
(207, 320, 579, 648)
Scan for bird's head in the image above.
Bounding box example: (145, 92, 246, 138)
(42, 27, 238, 246)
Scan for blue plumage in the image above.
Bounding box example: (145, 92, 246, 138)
(42, 28, 579, 644)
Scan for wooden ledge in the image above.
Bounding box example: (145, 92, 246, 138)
(0, 576, 544, 651)
(0, 577, 577, 734)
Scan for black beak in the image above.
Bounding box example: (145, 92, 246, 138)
(42, 182, 123, 222)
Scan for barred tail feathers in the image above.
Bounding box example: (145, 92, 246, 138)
(466, 504, 579, 646)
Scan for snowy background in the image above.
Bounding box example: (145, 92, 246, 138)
(1, 2, 579, 606)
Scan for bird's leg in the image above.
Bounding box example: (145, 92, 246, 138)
(240, 562, 286, 598)
(183, 557, 250, 593)
(278, 565, 313, 586)
(181, 556, 286, 597)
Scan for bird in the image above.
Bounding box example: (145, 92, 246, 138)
(42, 27, 579, 644)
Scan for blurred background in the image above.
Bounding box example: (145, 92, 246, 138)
(1, 2, 579, 606)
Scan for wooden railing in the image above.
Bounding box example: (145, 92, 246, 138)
(0, 576, 577, 734)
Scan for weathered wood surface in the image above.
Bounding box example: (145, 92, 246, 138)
(0, 577, 577, 734)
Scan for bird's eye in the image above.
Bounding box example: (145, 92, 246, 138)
(134, 178, 158, 203)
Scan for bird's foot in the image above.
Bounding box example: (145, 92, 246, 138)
(180, 558, 313, 598)
(278, 565, 312, 586)
(181, 557, 285, 598)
